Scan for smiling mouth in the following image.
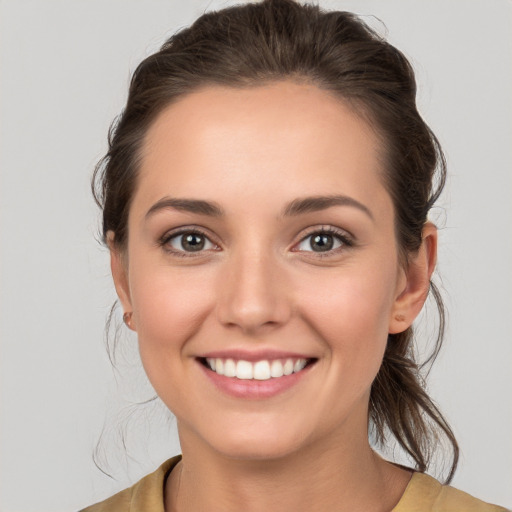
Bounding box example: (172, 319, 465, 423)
(197, 357, 317, 381)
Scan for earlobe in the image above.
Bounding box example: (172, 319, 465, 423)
(389, 223, 438, 334)
(107, 231, 136, 331)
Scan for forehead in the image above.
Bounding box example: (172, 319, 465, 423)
(134, 81, 389, 216)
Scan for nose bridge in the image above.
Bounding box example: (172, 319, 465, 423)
(215, 234, 291, 334)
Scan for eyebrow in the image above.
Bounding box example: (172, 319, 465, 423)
(146, 197, 223, 218)
(283, 195, 373, 220)
(145, 194, 373, 220)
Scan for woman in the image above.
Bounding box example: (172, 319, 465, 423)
(81, 0, 507, 510)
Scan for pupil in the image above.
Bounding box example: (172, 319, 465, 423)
(183, 233, 205, 251)
(312, 234, 333, 251)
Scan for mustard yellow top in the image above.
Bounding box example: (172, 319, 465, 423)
(80, 455, 508, 512)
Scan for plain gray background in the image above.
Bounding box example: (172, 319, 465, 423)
(1, 1, 511, 510)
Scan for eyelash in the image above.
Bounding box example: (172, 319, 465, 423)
(294, 226, 354, 258)
(159, 226, 354, 259)
(159, 228, 217, 258)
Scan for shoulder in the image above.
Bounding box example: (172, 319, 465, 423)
(394, 472, 509, 512)
(79, 455, 181, 512)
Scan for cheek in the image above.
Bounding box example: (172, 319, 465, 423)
(129, 263, 215, 367)
(296, 263, 397, 379)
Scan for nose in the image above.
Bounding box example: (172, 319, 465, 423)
(215, 245, 292, 335)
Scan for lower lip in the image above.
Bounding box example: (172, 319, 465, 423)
(197, 359, 315, 399)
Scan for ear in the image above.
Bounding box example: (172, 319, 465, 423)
(107, 231, 136, 331)
(388, 222, 437, 334)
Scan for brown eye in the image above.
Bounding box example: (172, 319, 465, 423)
(297, 232, 342, 253)
(310, 234, 335, 252)
(166, 231, 215, 253)
(295, 228, 353, 255)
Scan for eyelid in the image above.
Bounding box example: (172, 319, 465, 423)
(159, 226, 220, 257)
(158, 224, 354, 258)
(292, 225, 354, 256)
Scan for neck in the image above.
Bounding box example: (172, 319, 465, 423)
(165, 426, 412, 512)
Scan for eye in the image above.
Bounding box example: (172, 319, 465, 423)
(161, 229, 217, 256)
(295, 227, 353, 254)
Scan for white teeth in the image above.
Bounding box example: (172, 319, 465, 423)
(294, 359, 307, 372)
(236, 360, 253, 379)
(205, 357, 310, 380)
(270, 360, 284, 378)
(253, 361, 271, 380)
(283, 359, 294, 375)
(224, 358, 236, 377)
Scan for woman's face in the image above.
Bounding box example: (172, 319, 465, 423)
(112, 81, 424, 460)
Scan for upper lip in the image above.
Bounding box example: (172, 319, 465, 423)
(197, 349, 317, 362)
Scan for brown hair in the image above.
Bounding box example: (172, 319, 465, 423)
(93, 0, 458, 482)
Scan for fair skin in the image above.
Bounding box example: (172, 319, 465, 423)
(109, 81, 437, 511)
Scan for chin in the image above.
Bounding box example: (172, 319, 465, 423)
(203, 420, 314, 462)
